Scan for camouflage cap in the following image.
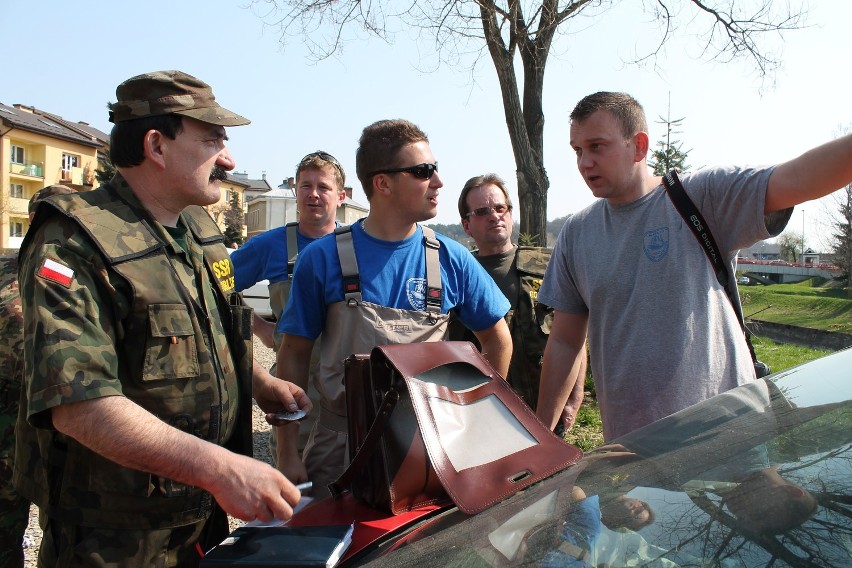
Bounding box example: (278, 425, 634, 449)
(29, 184, 75, 215)
(108, 70, 250, 126)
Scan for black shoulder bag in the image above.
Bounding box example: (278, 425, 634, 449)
(662, 170, 771, 378)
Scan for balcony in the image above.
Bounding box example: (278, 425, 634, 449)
(60, 166, 84, 184)
(9, 161, 44, 178)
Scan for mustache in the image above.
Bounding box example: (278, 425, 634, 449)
(210, 166, 228, 182)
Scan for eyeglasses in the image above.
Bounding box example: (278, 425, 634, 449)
(465, 204, 512, 218)
(366, 162, 438, 180)
(299, 151, 345, 181)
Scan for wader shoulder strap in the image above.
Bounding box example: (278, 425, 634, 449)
(334, 226, 361, 302)
(333, 224, 443, 312)
(421, 225, 443, 316)
(286, 222, 299, 276)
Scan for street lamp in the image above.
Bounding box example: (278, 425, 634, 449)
(801, 209, 806, 263)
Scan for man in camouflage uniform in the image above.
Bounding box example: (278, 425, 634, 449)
(13, 71, 311, 567)
(454, 173, 586, 433)
(0, 184, 75, 568)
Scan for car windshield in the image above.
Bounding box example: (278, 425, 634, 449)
(358, 348, 852, 567)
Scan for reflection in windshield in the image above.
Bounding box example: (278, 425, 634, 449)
(358, 350, 852, 567)
(573, 365, 852, 567)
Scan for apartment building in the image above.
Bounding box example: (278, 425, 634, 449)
(1, 102, 107, 249)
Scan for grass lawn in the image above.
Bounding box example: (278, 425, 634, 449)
(565, 277, 848, 451)
(739, 278, 852, 334)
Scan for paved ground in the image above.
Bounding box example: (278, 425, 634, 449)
(23, 336, 277, 566)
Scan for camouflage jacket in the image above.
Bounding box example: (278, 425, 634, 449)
(449, 246, 553, 409)
(13, 175, 250, 530)
(504, 247, 553, 409)
(0, 255, 23, 413)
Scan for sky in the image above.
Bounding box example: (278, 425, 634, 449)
(4, 0, 850, 248)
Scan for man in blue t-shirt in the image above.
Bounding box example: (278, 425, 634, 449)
(274, 119, 512, 495)
(231, 151, 346, 467)
(231, 151, 346, 348)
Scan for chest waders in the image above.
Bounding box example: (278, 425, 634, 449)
(302, 225, 450, 497)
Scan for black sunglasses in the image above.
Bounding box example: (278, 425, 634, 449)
(299, 151, 345, 181)
(366, 162, 438, 180)
(466, 204, 512, 218)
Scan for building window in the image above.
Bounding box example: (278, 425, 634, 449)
(10, 145, 25, 164)
(10, 184, 24, 198)
(9, 222, 24, 238)
(61, 154, 80, 180)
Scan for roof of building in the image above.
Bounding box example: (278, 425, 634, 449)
(343, 198, 369, 212)
(0, 103, 104, 148)
(231, 171, 272, 192)
(223, 173, 251, 188)
(254, 187, 297, 199)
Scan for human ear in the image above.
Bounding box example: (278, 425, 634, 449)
(633, 132, 650, 162)
(144, 130, 167, 170)
(373, 173, 391, 197)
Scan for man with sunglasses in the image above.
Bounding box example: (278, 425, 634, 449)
(454, 174, 586, 434)
(275, 119, 512, 497)
(230, 151, 346, 467)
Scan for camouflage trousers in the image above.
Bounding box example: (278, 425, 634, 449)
(37, 514, 208, 568)
(0, 389, 28, 568)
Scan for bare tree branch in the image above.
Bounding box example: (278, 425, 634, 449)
(248, 0, 811, 242)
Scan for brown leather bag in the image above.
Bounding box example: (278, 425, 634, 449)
(330, 341, 582, 515)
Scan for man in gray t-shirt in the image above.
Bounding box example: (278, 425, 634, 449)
(537, 91, 852, 441)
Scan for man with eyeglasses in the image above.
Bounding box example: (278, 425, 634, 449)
(230, 151, 346, 467)
(275, 119, 512, 497)
(453, 174, 586, 434)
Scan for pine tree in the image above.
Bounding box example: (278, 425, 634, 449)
(830, 184, 852, 283)
(649, 93, 691, 176)
(223, 192, 244, 248)
(95, 155, 116, 185)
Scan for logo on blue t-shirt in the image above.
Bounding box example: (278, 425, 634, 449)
(643, 227, 669, 262)
(406, 277, 427, 310)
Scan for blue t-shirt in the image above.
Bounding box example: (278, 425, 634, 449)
(539, 495, 601, 568)
(231, 224, 329, 291)
(279, 222, 510, 339)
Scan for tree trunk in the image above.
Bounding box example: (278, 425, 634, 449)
(479, 1, 552, 246)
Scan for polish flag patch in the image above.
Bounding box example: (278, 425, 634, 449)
(38, 258, 75, 288)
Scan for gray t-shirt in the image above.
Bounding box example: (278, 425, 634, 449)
(539, 165, 791, 440)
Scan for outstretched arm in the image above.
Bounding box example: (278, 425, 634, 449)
(537, 310, 589, 431)
(765, 133, 852, 213)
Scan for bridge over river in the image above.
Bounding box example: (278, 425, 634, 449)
(738, 259, 844, 284)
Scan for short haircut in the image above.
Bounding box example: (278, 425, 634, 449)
(109, 114, 184, 167)
(458, 173, 512, 219)
(355, 119, 429, 200)
(296, 152, 345, 191)
(570, 92, 648, 139)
